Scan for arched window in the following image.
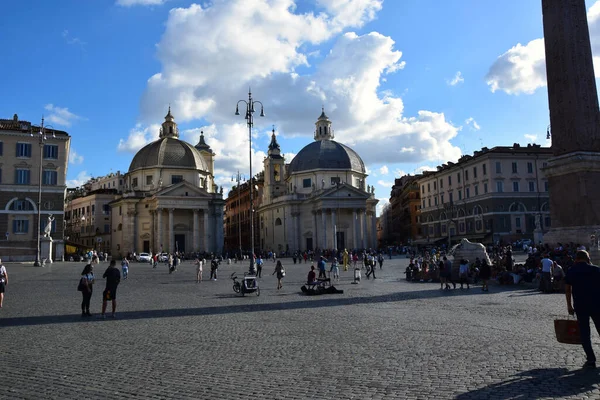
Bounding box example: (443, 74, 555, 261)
(275, 218, 282, 226)
(509, 202, 527, 212)
(8, 198, 35, 211)
(457, 208, 466, 218)
(473, 205, 483, 215)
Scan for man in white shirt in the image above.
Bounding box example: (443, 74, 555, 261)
(540, 254, 554, 293)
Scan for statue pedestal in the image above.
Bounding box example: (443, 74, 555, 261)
(533, 229, 544, 247)
(41, 236, 53, 264)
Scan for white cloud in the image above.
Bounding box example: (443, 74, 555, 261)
(66, 170, 92, 188)
(379, 165, 389, 175)
(134, 1, 461, 185)
(44, 104, 83, 127)
(69, 148, 84, 164)
(465, 117, 481, 131)
(486, 1, 600, 95)
(377, 179, 393, 188)
(447, 71, 464, 86)
(524, 134, 538, 143)
(116, 0, 166, 6)
(62, 30, 86, 47)
(376, 198, 389, 216)
(414, 165, 436, 174)
(393, 169, 407, 177)
(117, 123, 161, 153)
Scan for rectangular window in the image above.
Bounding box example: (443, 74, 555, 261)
(422, 200, 426, 209)
(495, 162, 502, 174)
(527, 162, 533, 173)
(448, 176, 452, 186)
(512, 162, 518, 173)
(434, 197, 438, 206)
(42, 170, 57, 185)
(104, 224, 110, 234)
(496, 181, 504, 193)
(513, 181, 519, 192)
(13, 219, 29, 234)
(457, 173, 461, 183)
(330, 177, 340, 186)
(473, 167, 477, 178)
(433, 181, 437, 190)
(544, 181, 549, 192)
(303, 178, 311, 188)
(146, 175, 153, 185)
(442, 225, 447, 234)
(440, 179, 443, 189)
(449, 192, 453, 203)
(466, 188, 470, 198)
(0, 142, 3, 156)
(465, 170, 469, 181)
(474, 185, 479, 196)
(458, 190, 462, 200)
(171, 175, 183, 184)
(440, 193, 444, 204)
(483, 164, 487, 175)
(15, 169, 30, 184)
(428, 198, 431, 207)
(529, 182, 535, 192)
(421, 185, 425, 193)
(92, 205, 95, 213)
(132, 177, 139, 187)
(16, 142, 32, 158)
(515, 217, 521, 228)
(484, 183, 488, 193)
(43, 144, 58, 159)
(119, 206, 122, 216)
(427, 183, 430, 193)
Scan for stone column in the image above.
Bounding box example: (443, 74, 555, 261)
(204, 208, 210, 252)
(371, 210, 377, 249)
(353, 209, 358, 250)
(157, 208, 163, 253)
(331, 209, 337, 251)
(361, 209, 367, 250)
(193, 209, 199, 252)
(292, 212, 298, 252)
(215, 210, 224, 254)
(312, 211, 317, 251)
(168, 208, 174, 253)
(541, 0, 600, 246)
(321, 209, 327, 250)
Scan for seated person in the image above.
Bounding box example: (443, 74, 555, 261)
(307, 265, 317, 284)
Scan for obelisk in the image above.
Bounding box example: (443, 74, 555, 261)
(541, 0, 600, 250)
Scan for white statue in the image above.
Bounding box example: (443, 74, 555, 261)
(44, 214, 55, 238)
(534, 214, 541, 230)
(321, 179, 325, 189)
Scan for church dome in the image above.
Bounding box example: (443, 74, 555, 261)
(288, 140, 365, 174)
(128, 137, 208, 172)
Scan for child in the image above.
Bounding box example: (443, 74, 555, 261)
(330, 257, 340, 281)
(121, 258, 129, 280)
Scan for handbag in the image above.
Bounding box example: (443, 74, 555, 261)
(280, 268, 285, 277)
(77, 278, 86, 292)
(554, 317, 581, 344)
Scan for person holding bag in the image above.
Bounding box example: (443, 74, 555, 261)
(79, 264, 95, 317)
(273, 260, 285, 290)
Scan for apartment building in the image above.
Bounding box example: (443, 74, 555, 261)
(416, 144, 552, 246)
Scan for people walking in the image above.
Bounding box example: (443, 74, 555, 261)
(195, 257, 203, 283)
(377, 253, 384, 269)
(121, 258, 129, 280)
(256, 256, 263, 278)
(565, 250, 600, 369)
(0, 259, 7, 308)
(79, 264, 94, 317)
(101, 260, 121, 318)
(273, 260, 285, 290)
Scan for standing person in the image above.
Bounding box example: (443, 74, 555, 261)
(540, 254, 554, 293)
(443, 256, 456, 289)
(565, 250, 600, 369)
(273, 260, 285, 290)
(317, 256, 327, 279)
(101, 260, 121, 319)
(79, 264, 95, 317)
(480, 260, 491, 292)
(330, 257, 340, 281)
(343, 249, 349, 272)
(121, 257, 129, 280)
(256, 256, 263, 278)
(439, 259, 450, 290)
(168, 254, 174, 274)
(459, 259, 470, 289)
(0, 260, 7, 308)
(210, 257, 219, 281)
(195, 257, 203, 283)
(377, 252, 384, 269)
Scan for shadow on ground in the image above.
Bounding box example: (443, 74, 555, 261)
(455, 368, 600, 399)
(1, 284, 539, 328)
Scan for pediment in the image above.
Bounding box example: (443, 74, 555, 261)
(154, 181, 211, 199)
(314, 183, 369, 200)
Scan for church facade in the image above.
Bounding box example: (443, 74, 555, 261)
(257, 110, 378, 254)
(110, 109, 225, 257)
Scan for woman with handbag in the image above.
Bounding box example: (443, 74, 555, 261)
(273, 260, 285, 290)
(79, 264, 95, 317)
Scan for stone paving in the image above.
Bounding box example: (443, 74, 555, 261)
(1, 256, 599, 399)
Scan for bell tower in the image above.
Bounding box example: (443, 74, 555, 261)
(263, 126, 286, 203)
(160, 106, 179, 138)
(314, 107, 334, 141)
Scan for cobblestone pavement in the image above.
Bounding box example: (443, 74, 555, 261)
(1, 256, 599, 399)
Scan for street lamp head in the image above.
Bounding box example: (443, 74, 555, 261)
(235, 105, 240, 116)
(259, 107, 265, 117)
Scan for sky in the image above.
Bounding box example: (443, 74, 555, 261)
(2, 0, 599, 216)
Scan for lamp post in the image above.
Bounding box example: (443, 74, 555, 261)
(235, 89, 265, 271)
(231, 171, 245, 260)
(32, 117, 55, 267)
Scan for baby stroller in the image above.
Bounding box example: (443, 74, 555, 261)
(231, 272, 260, 296)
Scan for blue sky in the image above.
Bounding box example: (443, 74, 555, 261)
(1, 0, 598, 214)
